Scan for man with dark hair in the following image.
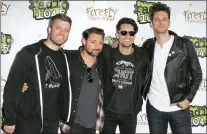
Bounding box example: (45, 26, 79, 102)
(100, 17, 149, 134)
(142, 2, 202, 133)
(2, 13, 72, 134)
(60, 27, 105, 134)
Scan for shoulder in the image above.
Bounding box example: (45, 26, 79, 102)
(64, 49, 79, 61)
(175, 35, 194, 49)
(142, 38, 154, 47)
(64, 49, 78, 55)
(134, 45, 148, 56)
(20, 40, 43, 55)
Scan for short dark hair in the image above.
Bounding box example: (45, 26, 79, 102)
(116, 17, 138, 33)
(82, 27, 105, 40)
(150, 2, 171, 21)
(48, 13, 72, 27)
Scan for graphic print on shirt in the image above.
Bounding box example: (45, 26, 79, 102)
(45, 56, 62, 89)
(112, 60, 134, 90)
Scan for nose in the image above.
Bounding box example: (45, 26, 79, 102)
(59, 29, 66, 36)
(95, 43, 100, 49)
(95, 43, 103, 49)
(126, 33, 131, 37)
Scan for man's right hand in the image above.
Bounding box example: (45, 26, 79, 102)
(111, 40, 119, 48)
(3, 125, 15, 134)
(22, 83, 28, 93)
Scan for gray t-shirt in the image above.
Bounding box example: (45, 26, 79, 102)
(75, 64, 101, 128)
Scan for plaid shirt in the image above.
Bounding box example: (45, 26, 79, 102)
(95, 87, 104, 131)
(60, 79, 105, 133)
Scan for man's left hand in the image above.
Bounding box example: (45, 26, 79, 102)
(170, 99, 190, 109)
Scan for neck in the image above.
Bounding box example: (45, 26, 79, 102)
(44, 39, 60, 51)
(119, 44, 134, 55)
(81, 50, 96, 68)
(155, 32, 171, 48)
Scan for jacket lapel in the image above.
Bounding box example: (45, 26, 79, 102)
(145, 41, 155, 72)
(166, 36, 182, 65)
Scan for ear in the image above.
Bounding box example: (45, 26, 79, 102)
(149, 22, 153, 28)
(168, 20, 171, 28)
(82, 38, 86, 46)
(48, 27, 51, 34)
(115, 32, 119, 39)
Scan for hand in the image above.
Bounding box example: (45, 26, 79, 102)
(171, 99, 190, 109)
(111, 40, 119, 48)
(22, 83, 28, 93)
(59, 122, 70, 134)
(4, 125, 15, 134)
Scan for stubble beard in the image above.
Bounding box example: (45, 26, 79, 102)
(84, 48, 100, 57)
(50, 36, 65, 47)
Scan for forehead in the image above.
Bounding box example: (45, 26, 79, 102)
(119, 24, 134, 31)
(52, 19, 71, 28)
(88, 33, 103, 41)
(153, 11, 169, 18)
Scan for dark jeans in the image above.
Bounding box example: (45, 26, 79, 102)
(100, 111, 137, 134)
(62, 123, 96, 134)
(146, 100, 192, 134)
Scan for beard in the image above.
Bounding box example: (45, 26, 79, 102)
(85, 48, 101, 57)
(50, 36, 66, 47)
(154, 27, 169, 34)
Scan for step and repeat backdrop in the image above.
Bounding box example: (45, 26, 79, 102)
(1, 0, 206, 133)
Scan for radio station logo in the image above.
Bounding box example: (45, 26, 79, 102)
(29, 0, 69, 20)
(184, 36, 207, 58)
(104, 35, 117, 46)
(1, 1, 10, 16)
(190, 105, 207, 127)
(134, 0, 155, 24)
(85, 7, 117, 21)
(1, 32, 13, 55)
(184, 4, 206, 24)
(137, 112, 148, 125)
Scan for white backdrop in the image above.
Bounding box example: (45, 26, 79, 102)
(1, 1, 206, 133)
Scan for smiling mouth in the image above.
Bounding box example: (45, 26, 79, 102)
(57, 36, 64, 39)
(124, 40, 131, 42)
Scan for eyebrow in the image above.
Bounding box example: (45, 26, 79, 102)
(154, 17, 169, 19)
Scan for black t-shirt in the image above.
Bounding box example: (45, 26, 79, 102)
(107, 50, 135, 114)
(38, 44, 66, 121)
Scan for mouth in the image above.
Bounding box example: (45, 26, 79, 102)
(93, 50, 100, 52)
(57, 36, 64, 40)
(123, 40, 131, 43)
(93, 50, 101, 53)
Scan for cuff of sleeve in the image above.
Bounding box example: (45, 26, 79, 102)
(185, 96, 193, 103)
(3, 118, 16, 126)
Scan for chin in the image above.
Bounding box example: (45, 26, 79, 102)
(156, 31, 168, 34)
(123, 44, 132, 47)
(56, 41, 66, 46)
(92, 53, 100, 56)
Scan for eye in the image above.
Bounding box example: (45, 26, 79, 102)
(64, 29, 69, 32)
(55, 26, 61, 30)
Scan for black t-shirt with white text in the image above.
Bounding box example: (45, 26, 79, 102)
(107, 50, 135, 115)
(38, 44, 66, 122)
